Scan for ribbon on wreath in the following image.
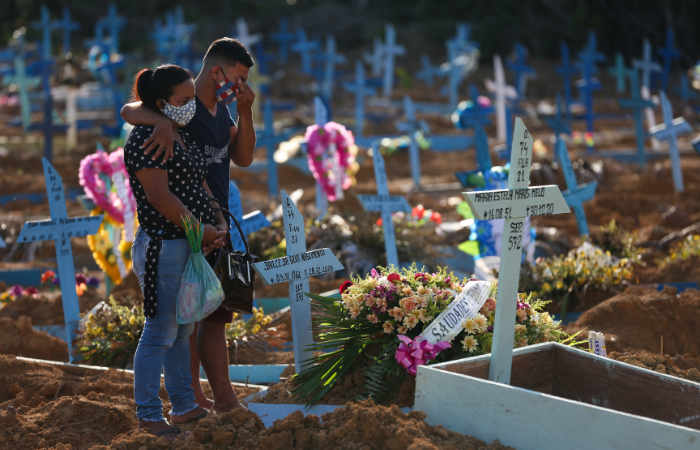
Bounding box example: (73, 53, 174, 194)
(395, 335, 451, 377)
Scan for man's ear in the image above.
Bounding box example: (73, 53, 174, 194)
(155, 99, 166, 110)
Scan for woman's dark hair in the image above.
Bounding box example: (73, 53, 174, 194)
(131, 64, 192, 114)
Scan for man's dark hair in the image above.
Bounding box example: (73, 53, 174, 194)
(203, 38, 254, 69)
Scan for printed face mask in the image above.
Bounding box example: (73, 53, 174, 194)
(215, 68, 239, 104)
(161, 98, 196, 126)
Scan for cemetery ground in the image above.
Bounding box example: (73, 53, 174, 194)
(2, 60, 700, 447)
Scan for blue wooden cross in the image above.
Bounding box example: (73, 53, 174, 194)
(557, 139, 597, 236)
(658, 28, 680, 91)
(318, 35, 346, 102)
(450, 23, 479, 55)
(291, 28, 319, 75)
(415, 54, 442, 87)
(257, 100, 292, 199)
(544, 93, 571, 142)
(380, 24, 406, 97)
(634, 39, 662, 92)
(607, 52, 634, 94)
(442, 40, 468, 109)
(313, 96, 329, 217)
(357, 142, 411, 267)
(578, 31, 606, 67)
(649, 91, 692, 193)
(150, 19, 172, 59)
(85, 23, 111, 52)
(395, 95, 429, 187)
(99, 3, 126, 54)
(506, 42, 536, 98)
(618, 70, 655, 169)
(228, 181, 271, 251)
(674, 74, 699, 104)
(252, 41, 275, 76)
(17, 159, 103, 360)
(32, 5, 57, 58)
(344, 60, 376, 138)
(272, 17, 295, 63)
(27, 58, 69, 161)
(576, 43, 602, 153)
(52, 6, 80, 56)
(556, 41, 578, 126)
(363, 36, 384, 77)
(1, 56, 41, 129)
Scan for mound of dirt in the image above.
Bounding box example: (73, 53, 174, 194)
(0, 316, 68, 361)
(96, 400, 512, 450)
(0, 290, 103, 326)
(0, 393, 137, 450)
(608, 351, 700, 382)
(229, 348, 294, 365)
(566, 286, 700, 359)
(0, 355, 260, 414)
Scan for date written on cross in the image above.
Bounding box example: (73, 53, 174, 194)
(19, 216, 104, 242)
(468, 186, 568, 221)
(255, 248, 344, 286)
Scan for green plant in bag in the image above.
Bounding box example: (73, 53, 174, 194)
(177, 216, 225, 324)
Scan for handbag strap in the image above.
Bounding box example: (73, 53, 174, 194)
(212, 207, 251, 255)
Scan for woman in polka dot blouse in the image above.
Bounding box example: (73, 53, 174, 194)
(124, 65, 229, 440)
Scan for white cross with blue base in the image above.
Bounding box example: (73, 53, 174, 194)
(228, 180, 271, 251)
(252, 190, 344, 372)
(17, 159, 103, 361)
(649, 91, 692, 193)
(463, 118, 571, 384)
(357, 142, 411, 268)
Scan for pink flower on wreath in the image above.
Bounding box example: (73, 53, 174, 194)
(304, 122, 356, 202)
(399, 297, 417, 312)
(367, 314, 379, 324)
(389, 307, 405, 320)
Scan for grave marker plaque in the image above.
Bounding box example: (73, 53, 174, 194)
(252, 191, 343, 372)
(17, 159, 103, 360)
(357, 142, 411, 267)
(463, 118, 570, 383)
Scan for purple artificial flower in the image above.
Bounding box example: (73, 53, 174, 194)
(52, 277, 61, 286)
(487, 325, 494, 332)
(75, 273, 88, 285)
(370, 268, 379, 278)
(87, 277, 100, 288)
(10, 285, 23, 297)
(517, 302, 527, 310)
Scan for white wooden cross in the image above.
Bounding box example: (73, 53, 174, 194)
(17, 159, 103, 361)
(253, 190, 344, 372)
(463, 118, 571, 384)
(485, 54, 519, 143)
(650, 91, 692, 193)
(357, 142, 411, 268)
(379, 24, 406, 97)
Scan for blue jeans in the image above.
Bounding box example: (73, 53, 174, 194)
(132, 228, 197, 422)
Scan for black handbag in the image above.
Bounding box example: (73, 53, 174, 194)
(206, 207, 257, 314)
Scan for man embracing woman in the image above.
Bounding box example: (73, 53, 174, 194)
(122, 38, 256, 440)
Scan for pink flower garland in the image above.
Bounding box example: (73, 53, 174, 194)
(305, 122, 355, 202)
(79, 148, 135, 225)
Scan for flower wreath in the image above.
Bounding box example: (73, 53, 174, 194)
(79, 147, 136, 225)
(86, 208, 137, 285)
(305, 122, 359, 202)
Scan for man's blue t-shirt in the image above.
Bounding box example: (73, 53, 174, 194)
(181, 95, 234, 210)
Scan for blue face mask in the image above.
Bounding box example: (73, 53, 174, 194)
(214, 68, 238, 104)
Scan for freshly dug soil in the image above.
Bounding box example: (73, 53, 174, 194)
(0, 316, 69, 362)
(0, 355, 261, 415)
(565, 286, 700, 359)
(634, 255, 700, 286)
(258, 345, 416, 408)
(608, 351, 700, 383)
(93, 400, 513, 450)
(229, 348, 294, 365)
(0, 290, 104, 326)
